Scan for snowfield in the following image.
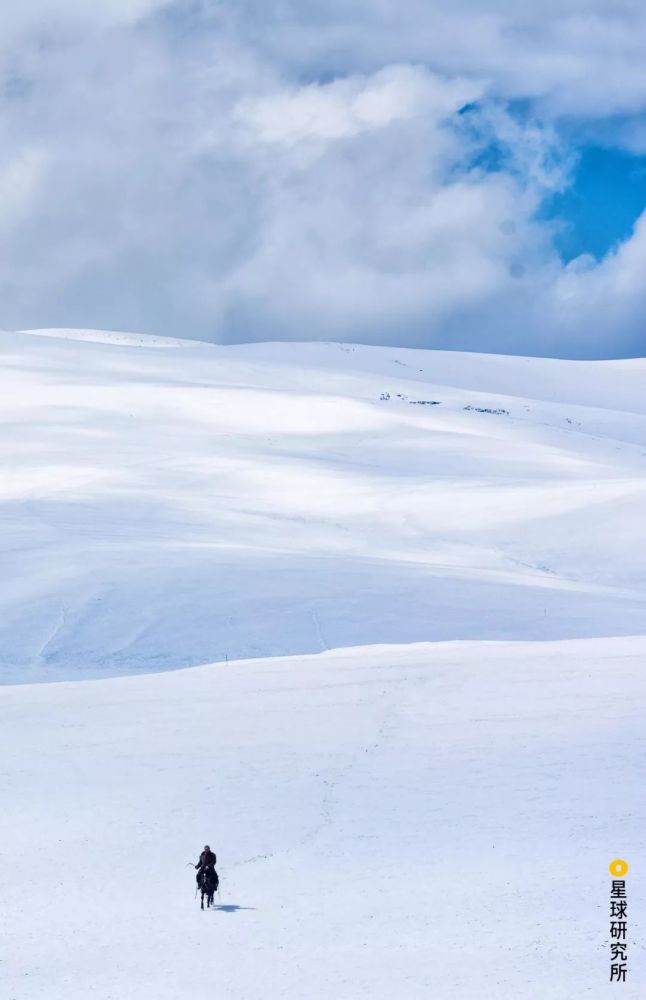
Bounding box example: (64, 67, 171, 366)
(2, 328, 646, 682)
(2, 329, 646, 997)
(3, 639, 646, 999)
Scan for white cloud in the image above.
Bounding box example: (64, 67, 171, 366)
(236, 66, 483, 144)
(225, 1, 646, 120)
(0, 0, 164, 37)
(544, 212, 646, 350)
(0, 1, 643, 357)
(0, 148, 49, 232)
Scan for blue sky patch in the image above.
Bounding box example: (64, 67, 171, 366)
(541, 145, 646, 263)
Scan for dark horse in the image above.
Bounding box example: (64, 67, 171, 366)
(198, 867, 219, 910)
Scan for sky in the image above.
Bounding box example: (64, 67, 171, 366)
(1, 2, 646, 358)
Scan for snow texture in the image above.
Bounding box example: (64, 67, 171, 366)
(2, 329, 645, 997)
(2, 328, 646, 682)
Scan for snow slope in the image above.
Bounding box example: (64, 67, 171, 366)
(3, 638, 646, 999)
(2, 329, 646, 998)
(2, 328, 646, 683)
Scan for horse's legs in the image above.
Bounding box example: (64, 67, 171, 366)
(201, 891, 204, 910)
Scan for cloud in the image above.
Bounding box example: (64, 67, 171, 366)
(223, 1, 646, 120)
(0, 1, 644, 357)
(0, 0, 165, 39)
(544, 212, 646, 355)
(218, 87, 560, 347)
(236, 66, 483, 144)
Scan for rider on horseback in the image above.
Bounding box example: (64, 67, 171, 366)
(195, 845, 217, 886)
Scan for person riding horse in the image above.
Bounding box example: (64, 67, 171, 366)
(195, 845, 217, 886)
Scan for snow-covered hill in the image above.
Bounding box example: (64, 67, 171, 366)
(3, 636, 645, 1000)
(2, 329, 646, 999)
(2, 328, 646, 683)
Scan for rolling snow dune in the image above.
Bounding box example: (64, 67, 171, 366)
(1, 329, 645, 682)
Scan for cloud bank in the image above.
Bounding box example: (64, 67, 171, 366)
(1, 1, 646, 357)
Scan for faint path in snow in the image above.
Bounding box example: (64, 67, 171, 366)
(310, 610, 329, 652)
(234, 668, 406, 871)
(35, 603, 69, 665)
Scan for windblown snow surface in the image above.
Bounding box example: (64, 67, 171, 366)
(2, 328, 645, 998)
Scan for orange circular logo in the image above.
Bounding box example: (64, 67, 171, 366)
(609, 859, 629, 877)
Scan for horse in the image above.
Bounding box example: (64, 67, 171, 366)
(198, 867, 219, 910)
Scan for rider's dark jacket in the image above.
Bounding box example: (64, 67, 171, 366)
(196, 849, 216, 873)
